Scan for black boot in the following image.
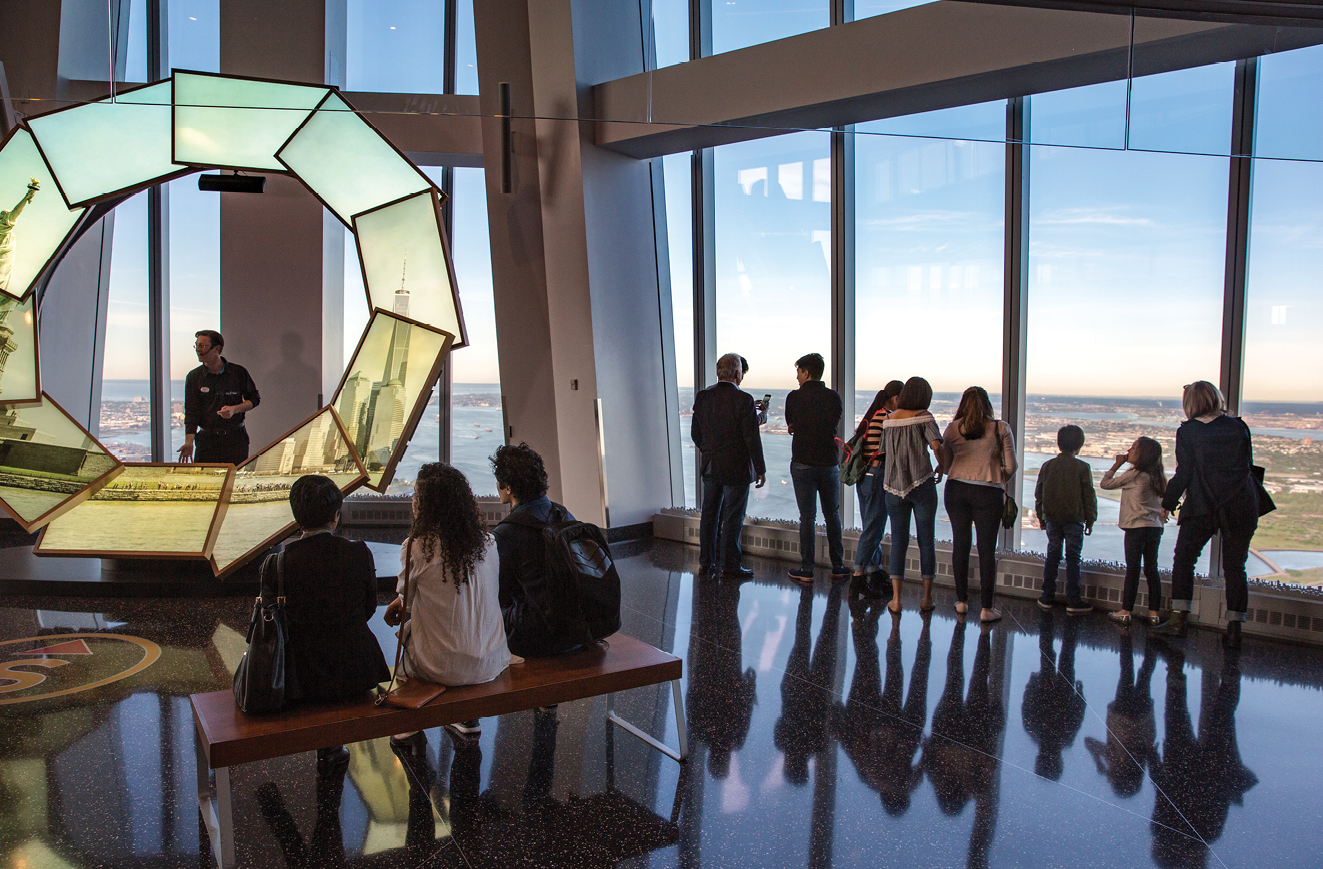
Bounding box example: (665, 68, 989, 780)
(1222, 620, 1242, 649)
(1152, 610, 1187, 638)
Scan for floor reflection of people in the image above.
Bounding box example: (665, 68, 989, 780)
(1085, 630, 1157, 798)
(1021, 608, 1086, 781)
(922, 622, 1008, 869)
(255, 763, 349, 868)
(1150, 644, 1258, 869)
(685, 577, 758, 779)
(775, 581, 844, 785)
(834, 600, 932, 815)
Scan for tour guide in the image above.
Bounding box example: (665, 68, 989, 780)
(177, 330, 261, 465)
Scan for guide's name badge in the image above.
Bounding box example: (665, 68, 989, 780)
(200, 387, 210, 393)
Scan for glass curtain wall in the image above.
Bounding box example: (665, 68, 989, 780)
(100, 192, 151, 460)
(714, 131, 831, 521)
(167, 1, 220, 453)
(663, 153, 696, 508)
(346, 0, 447, 92)
(854, 102, 1006, 534)
(1023, 73, 1232, 571)
(712, 1, 827, 54)
(447, 168, 500, 496)
(1241, 45, 1323, 580)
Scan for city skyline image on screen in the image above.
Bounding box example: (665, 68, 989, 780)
(333, 300, 452, 491)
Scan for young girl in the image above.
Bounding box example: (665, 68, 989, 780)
(1099, 437, 1168, 625)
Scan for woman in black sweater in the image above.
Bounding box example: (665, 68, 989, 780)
(1154, 381, 1261, 647)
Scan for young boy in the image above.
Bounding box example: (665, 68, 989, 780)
(1035, 425, 1098, 613)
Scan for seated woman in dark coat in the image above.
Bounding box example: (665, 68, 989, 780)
(260, 475, 390, 769)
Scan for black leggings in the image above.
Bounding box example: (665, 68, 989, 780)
(1121, 526, 1163, 612)
(945, 479, 1004, 610)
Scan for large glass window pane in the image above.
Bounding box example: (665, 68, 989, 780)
(1127, 62, 1234, 157)
(715, 131, 830, 521)
(346, 0, 446, 93)
(168, 0, 219, 73)
(652, 0, 689, 69)
(713, 1, 828, 55)
(1024, 143, 1228, 571)
(1257, 43, 1323, 162)
(854, 104, 1005, 532)
(1242, 159, 1323, 581)
(168, 177, 220, 453)
(856, 1, 937, 21)
(447, 168, 500, 495)
(100, 192, 151, 461)
(664, 153, 695, 508)
(456, 0, 479, 95)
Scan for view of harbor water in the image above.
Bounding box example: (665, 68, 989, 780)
(95, 380, 1323, 582)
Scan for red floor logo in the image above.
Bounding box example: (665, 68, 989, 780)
(0, 634, 161, 704)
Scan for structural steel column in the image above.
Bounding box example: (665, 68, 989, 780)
(689, 0, 715, 502)
(831, 126, 855, 527)
(1001, 96, 1030, 552)
(147, 0, 171, 461)
(1220, 57, 1256, 418)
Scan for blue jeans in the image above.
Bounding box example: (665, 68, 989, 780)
(699, 473, 750, 572)
(853, 465, 887, 572)
(885, 477, 938, 580)
(1042, 521, 1085, 603)
(791, 463, 844, 571)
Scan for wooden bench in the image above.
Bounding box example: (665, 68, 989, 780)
(191, 633, 686, 869)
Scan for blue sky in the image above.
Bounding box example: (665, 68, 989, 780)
(97, 3, 1323, 410)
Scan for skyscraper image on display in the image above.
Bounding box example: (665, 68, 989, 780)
(340, 284, 412, 472)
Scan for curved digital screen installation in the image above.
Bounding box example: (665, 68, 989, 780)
(0, 71, 465, 576)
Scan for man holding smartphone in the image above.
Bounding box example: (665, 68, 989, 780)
(692, 353, 767, 579)
(784, 352, 845, 583)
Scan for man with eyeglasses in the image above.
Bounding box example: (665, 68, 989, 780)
(178, 330, 261, 465)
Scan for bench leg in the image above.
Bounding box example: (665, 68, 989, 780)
(606, 679, 688, 763)
(196, 729, 236, 869)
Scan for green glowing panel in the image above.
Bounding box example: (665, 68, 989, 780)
(173, 72, 329, 171)
(35, 464, 234, 557)
(0, 295, 40, 404)
(0, 395, 122, 532)
(27, 82, 184, 208)
(333, 311, 453, 492)
(0, 129, 85, 300)
(209, 408, 365, 577)
(276, 92, 433, 226)
(353, 190, 464, 341)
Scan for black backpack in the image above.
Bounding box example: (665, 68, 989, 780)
(499, 506, 622, 647)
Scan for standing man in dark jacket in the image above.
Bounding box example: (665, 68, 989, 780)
(691, 353, 767, 578)
(490, 443, 581, 658)
(178, 330, 261, 464)
(784, 352, 845, 582)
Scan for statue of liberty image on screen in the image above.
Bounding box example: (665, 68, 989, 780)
(0, 179, 39, 295)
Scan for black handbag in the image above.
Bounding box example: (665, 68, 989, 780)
(1251, 465, 1276, 517)
(994, 421, 1018, 530)
(233, 551, 290, 714)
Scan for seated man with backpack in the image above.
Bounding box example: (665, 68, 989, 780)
(492, 443, 620, 660)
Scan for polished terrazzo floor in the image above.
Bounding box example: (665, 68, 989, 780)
(3, 538, 1323, 868)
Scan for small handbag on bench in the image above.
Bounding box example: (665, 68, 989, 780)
(376, 542, 446, 710)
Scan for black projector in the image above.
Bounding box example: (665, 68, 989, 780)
(198, 173, 266, 193)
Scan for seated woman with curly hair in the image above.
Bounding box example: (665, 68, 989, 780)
(385, 463, 512, 749)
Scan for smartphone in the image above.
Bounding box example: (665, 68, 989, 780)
(762, 394, 771, 404)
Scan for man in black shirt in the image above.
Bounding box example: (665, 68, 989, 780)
(784, 352, 845, 583)
(178, 330, 261, 465)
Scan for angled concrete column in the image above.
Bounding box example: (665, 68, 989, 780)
(218, 0, 345, 451)
(474, 0, 677, 527)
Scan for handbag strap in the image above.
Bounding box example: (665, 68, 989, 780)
(376, 541, 414, 705)
(993, 421, 1011, 489)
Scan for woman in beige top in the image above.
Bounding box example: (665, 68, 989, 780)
(940, 387, 1017, 622)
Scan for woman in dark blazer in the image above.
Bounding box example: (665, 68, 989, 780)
(1154, 382, 1260, 647)
(260, 475, 390, 769)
